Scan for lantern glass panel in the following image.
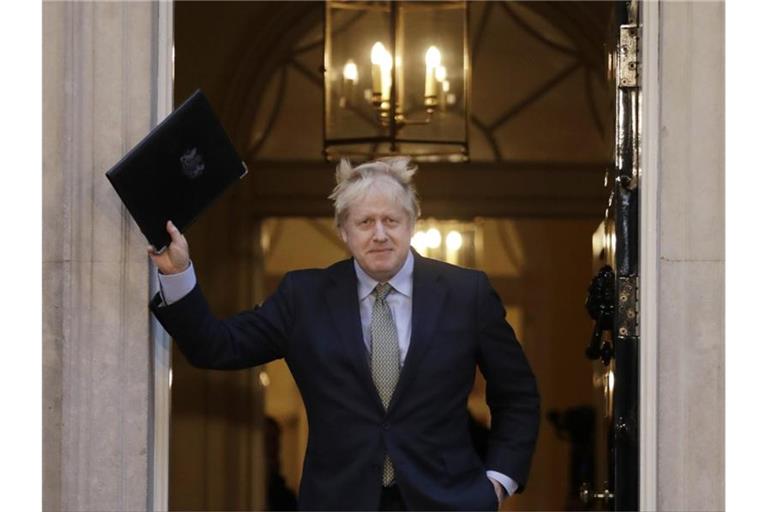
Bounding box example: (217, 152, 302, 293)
(325, 2, 391, 142)
(396, 2, 466, 144)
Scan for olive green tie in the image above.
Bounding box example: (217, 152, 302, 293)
(371, 283, 400, 485)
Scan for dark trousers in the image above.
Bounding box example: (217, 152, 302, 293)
(379, 484, 406, 511)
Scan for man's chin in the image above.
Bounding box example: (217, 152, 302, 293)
(362, 262, 396, 281)
(366, 253, 393, 264)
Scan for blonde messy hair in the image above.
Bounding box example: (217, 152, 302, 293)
(328, 156, 421, 227)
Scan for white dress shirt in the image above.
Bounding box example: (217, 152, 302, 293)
(156, 253, 517, 497)
(354, 250, 413, 367)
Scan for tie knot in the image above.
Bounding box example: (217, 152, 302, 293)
(374, 282, 392, 300)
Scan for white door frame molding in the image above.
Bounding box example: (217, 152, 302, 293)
(639, 1, 660, 510)
(149, 1, 174, 511)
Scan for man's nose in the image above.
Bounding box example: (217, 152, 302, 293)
(373, 220, 388, 241)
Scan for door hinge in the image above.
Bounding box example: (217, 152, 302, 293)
(618, 24, 639, 88)
(616, 276, 639, 337)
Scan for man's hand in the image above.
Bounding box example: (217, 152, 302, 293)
(147, 220, 190, 275)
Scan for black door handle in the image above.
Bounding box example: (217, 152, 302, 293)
(585, 265, 615, 366)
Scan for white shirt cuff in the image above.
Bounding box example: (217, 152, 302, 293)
(157, 261, 197, 305)
(486, 470, 518, 497)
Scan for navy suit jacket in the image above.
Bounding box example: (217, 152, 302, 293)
(150, 252, 540, 510)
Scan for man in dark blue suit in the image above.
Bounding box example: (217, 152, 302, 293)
(149, 157, 539, 511)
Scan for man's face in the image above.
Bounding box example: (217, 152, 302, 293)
(339, 186, 414, 283)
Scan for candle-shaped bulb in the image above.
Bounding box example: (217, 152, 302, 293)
(371, 42, 392, 103)
(371, 42, 387, 65)
(425, 46, 442, 68)
(340, 59, 358, 108)
(411, 231, 427, 254)
(424, 46, 442, 103)
(371, 42, 385, 96)
(446, 231, 463, 251)
(380, 48, 393, 103)
(435, 65, 447, 82)
(426, 228, 442, 249)
(371, 42, 392, 70)
(343, 60, 358, 83)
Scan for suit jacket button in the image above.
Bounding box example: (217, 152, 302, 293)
(383, 422, 391, 430)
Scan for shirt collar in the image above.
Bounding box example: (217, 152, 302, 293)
(354, 250, 414, 301)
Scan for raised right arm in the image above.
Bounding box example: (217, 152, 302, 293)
(149, 275, 292, 370)
(147, 220, 291, 370)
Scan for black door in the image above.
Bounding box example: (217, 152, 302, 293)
(583, 1, 639, 510)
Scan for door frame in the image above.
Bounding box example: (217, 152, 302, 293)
(147, 1, 663, 510)
(639, 0, 660, 510)
(149, 1, 174, 511)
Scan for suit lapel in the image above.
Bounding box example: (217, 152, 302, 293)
(324, 259, 385, 414)
(389, 252, 447, 412)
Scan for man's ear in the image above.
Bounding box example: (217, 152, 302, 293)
(338, 226, 348, 243)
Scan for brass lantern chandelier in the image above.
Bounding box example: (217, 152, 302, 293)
(323, 1, 469, 162)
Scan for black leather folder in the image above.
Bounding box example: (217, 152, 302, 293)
(105, 89, 247, 252)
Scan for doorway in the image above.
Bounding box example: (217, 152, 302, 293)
(167, 2, 625, 510)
